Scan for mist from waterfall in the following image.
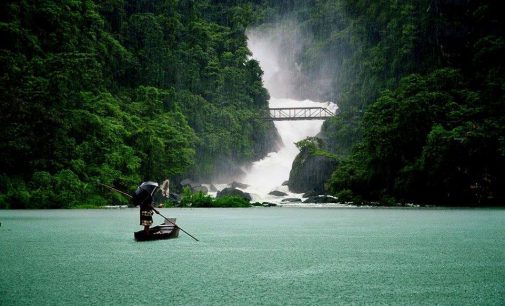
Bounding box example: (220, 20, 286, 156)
(240, 24, 337, 202)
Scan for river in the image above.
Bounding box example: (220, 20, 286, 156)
(1, 208, 504, 305)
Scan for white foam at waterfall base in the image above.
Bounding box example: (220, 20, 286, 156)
(240, 98, 337, 202)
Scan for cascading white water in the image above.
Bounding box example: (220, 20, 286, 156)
(239, 27, 337, 202)
(241, 98, 335, 202)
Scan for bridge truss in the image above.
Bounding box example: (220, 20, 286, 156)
(265, 107, 336, 121)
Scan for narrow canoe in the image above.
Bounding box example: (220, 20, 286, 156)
(134, 218, 180, 241)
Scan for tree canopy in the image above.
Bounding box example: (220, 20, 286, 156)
(261, 0, 505, 205)
(0, 0, 277, 208)
(1, 0, 504, 207)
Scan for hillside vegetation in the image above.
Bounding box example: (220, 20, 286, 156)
(264, 0, 505, 205)
(0, 0, 277, 208)
(1, 0, 503, 207)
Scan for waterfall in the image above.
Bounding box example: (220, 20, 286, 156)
(241, 98, 334, 201)
(237, 27, 337, 202)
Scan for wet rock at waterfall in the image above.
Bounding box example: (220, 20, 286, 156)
(262, 202, 278, 207)
(230, 181, 249, 189)
(281, 198, 302, 203)
(288, 138, 337, 194)
(217, 187, 252, 201)
(269, 190, 288, 197)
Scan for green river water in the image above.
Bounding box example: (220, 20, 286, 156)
(1, 208, 504, 305)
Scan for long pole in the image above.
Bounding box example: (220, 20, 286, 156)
(98, 182, 133, 198)
(155, 210, 199, 242)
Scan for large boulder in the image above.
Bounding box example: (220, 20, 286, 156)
(262, 202, 277, 207)
(217, 187, 252, 201)
(269, 190, 288, 197)
(281, 198, 302, 203)
(288, 146, 337, 194)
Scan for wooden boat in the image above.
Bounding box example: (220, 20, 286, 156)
(134, 218, 180, 241)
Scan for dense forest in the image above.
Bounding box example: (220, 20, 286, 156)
(0, 0, 277, 208)
(262, 0, 504, 205)
(1, 0, 504, 208)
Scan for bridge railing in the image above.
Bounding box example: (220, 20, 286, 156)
(263, 107, 337, 121)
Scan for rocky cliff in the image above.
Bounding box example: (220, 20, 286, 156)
(288, 139, 338, 193)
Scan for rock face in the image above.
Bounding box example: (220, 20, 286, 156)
(217, 187, 252, 201)
(269, 190, 288, 197)
(288, 149, 337, 194)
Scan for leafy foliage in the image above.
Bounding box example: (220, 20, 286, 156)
(179, 187, 250, 208)
(0, 0, 276, 208)
(259, 0, 505, 205)
(328, 69, 505, 205)
(2, 0, 504, 207)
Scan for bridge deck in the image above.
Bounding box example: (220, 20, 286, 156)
(265, 107, 336, 121)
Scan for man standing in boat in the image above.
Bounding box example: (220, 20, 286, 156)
(133, 181, 160, 234)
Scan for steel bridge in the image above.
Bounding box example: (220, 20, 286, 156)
(264, 107, 337, 121)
